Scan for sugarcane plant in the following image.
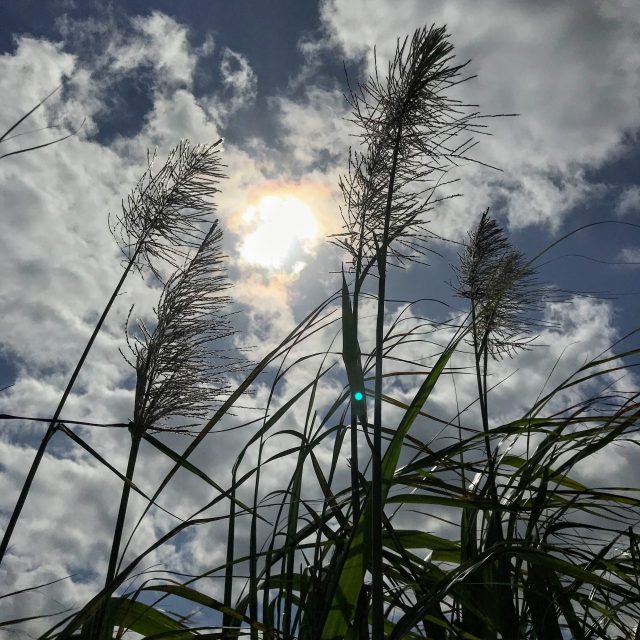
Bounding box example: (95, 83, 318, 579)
(327, 24, 491, 640)
(2, 22, 640, 640)
(87, 221, 239, 638)
(450, 209, 548, 639)
(0, 137, 225, 568)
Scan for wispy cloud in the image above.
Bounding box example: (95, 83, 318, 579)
(616, 184, 640, 216)
(108, 11, 198, 88)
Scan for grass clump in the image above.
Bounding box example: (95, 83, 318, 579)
(1, 23, 640, 640)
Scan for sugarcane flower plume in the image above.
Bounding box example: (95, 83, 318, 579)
(332, 25, 487, 277)
(110, 139, 226, 279)
(123, 221, 238, 436)
(454, 209, 547, 358)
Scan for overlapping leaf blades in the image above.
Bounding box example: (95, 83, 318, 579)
(2, 24, 639, 640)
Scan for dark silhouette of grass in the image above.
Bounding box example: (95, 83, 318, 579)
(2, 27, 640, 640)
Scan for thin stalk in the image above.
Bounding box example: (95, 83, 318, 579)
(470, 300, 501, 510)
(351, 204, 367, 526)
(372, 123, 402, 640)
(350, 404, 360, 523)
(105, 433, 141, 593)
(222, 470, 238, 637)
(350, 246, 364, 522)
(249, 438, 264, 640)
(92, 432, 142, 637)
(283, 455, 304, 640)
(0, 248, 139, 567)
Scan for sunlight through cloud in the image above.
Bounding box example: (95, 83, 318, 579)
(236, 193, 320, 269)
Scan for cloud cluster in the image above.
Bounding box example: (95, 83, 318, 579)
(313, 0, 640, 232)
(617, 184, 640, 216)
(108, 11, 198, 88)
(1, 5, 638, 636)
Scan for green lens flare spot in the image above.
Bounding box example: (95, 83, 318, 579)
(353, 391, 364, 401)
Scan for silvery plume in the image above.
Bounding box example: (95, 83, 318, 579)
(332, 25, 487, 281)
(454, 209, 548, 358)
(123, 221, 239, 436)
(110, 139, 225, 279)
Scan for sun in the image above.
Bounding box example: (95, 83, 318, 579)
(236, 193, 320, 270)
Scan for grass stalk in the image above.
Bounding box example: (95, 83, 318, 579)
(372, 124, 403, 640)
(90, 431, 142, 638)
(349, 204, 368, 524)
(0, 252, 139, 567)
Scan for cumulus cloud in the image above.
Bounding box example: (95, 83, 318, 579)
(313, 0, 640, 232)
(0, 35, 99, 145)
(273, 86, 352, 170)
(112, 87, 222, 155)
(498, 171, 606, 231)
(0, 39, 141, 382)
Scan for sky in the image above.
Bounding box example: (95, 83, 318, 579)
(0, 0, 639, 635)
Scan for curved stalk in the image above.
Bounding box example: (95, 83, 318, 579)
(91, 431, 142, 638)
(0, 250, 139, 567)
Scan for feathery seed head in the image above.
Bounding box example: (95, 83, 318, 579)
(332, 25, 485, 278)
(124, 220, 240, 436)
(454, 209, 546, 358)
(110, 139, 226, 279)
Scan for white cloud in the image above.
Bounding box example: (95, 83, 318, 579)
(499, 171, 606, 231)
(113, 88, 221, 153)
(619, 246, 640, 265)
(0, 35, 100, 145)
(220, 48, 257, 105)
(314, 0, 640, 232)
(0, 38, 75, 124)
(202, 47, 258, 127)
(273, 86, 352, 169)
(108, 11, 197, 88)
(616, 184, 640, 216)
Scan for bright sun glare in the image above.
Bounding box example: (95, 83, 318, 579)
(237, 194, 319, 270)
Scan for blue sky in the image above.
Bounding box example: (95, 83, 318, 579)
(1, 0, 639, 634)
